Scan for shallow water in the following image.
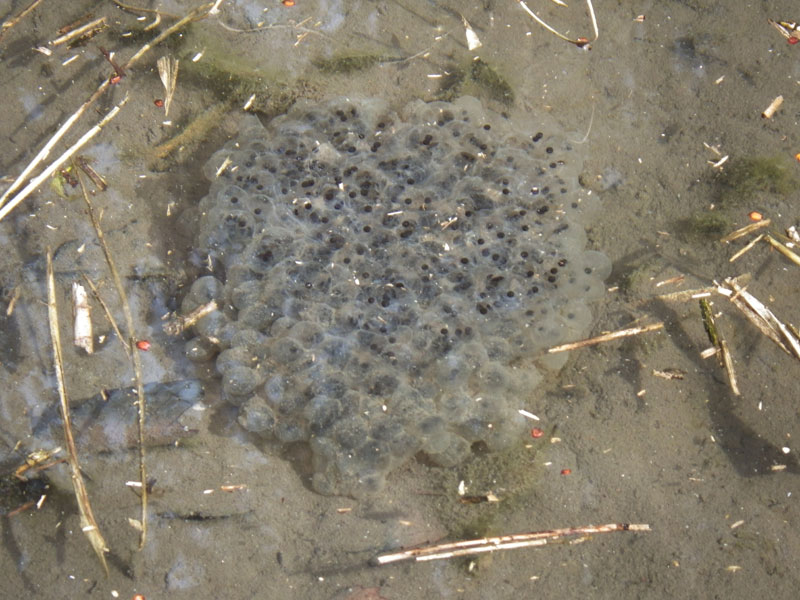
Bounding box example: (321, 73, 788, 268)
(1, 1, 799, 598)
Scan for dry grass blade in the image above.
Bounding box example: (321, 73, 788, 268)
(46, 249, 109, 575)
(157, 56, 179, 117)
(77, 173, 149, 548)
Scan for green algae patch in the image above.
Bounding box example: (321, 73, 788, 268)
(716, 155, 799, 204)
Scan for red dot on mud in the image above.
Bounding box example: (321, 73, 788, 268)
(789, 37, 799, 45)
(560, 469, 572, 476)
(531, 427, 544, 438)
(136, 340, 152, 351)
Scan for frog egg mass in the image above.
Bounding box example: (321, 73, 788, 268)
(181, 96, 610, 496)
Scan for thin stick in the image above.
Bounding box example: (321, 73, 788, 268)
(374, 523, 650, 565)
(46, 249, 109, 575)
(77, 174, 149, 548)
(163, 300, 218, 336)
(0, 0, 45, 42)
(50, 17, 106, 46)
(0, 95, 129, 222)
(548, 322, 664, 353)
(729, 233, 763, 262)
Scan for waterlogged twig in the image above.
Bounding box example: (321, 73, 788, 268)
(46, 249, 109, 575)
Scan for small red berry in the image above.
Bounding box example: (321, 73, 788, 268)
(136, 340, 151, 351)
(560, 469, 571, 476)
(154, 98, 164, 107)
(789, 37, 799, 45)
(531, 427, 544, 438)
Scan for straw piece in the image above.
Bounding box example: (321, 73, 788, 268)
(72, 282, 94, 354)
(719, 219, 771, 243)
(548, 322, 663, 353)
(46, 249, 109, 574)
(374, 522, 650, 565)
(722, 278, 800, 361)
(764, 234, 800, 267)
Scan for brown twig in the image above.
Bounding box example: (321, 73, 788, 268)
(46, 248, 109, 574)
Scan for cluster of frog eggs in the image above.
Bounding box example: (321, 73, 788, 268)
(181, 96, 610, 496)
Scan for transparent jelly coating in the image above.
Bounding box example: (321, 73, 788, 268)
(184, 97, 608, 496)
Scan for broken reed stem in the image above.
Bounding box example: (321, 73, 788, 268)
(51, 16, 106, 46)
(374, 522, 650, 565)
(722, 278, 800, 361)
(548, 322, 664, 353)
(0, 2, 215, 220)
(46, 249, 109, 575)
(764, 234, 800, 267)
(719, 219, 771, 243)
(77, 174, 149, 549)
(163, 299, 218, 336)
